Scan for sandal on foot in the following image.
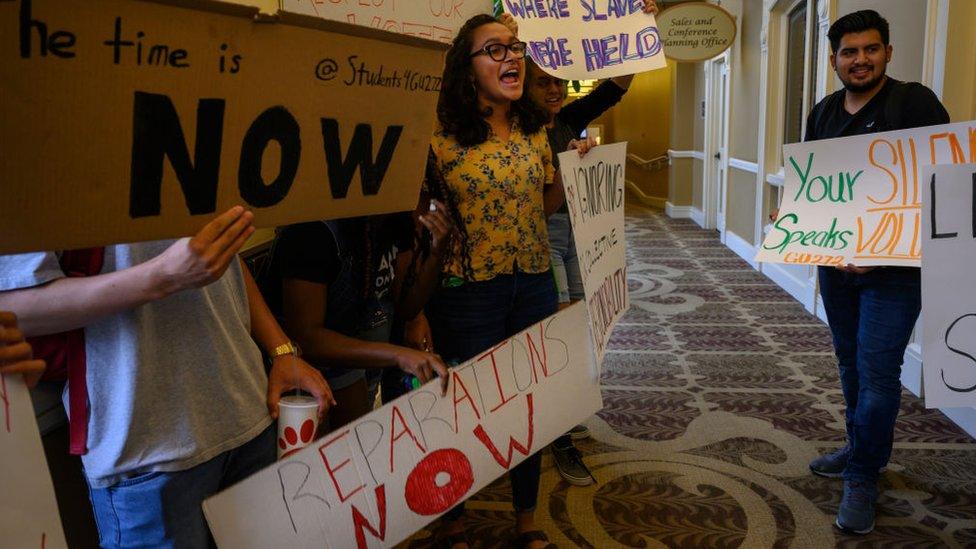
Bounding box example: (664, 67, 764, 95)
(514, 530, 557, 549)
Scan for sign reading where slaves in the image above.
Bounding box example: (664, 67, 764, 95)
(0, 0, 443, 255)
(503, 0, 667, 81)
(558, 143, 629, 364)
(922, 164, 976, 408)
(0, 374, 68, 549)
(755, 121, 976, 267)
(204, 303, 602, 548)
(282, 0, 493, 43)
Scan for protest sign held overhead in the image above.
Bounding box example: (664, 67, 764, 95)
(0, 374, 68, 549)
(755, 120, 976, 267)
(0, 0, 444, 255)
(559, 143, 629, 364)
(204, 303, 602, 548)
(922, 164, 976, 408)
(280, 0, 493, 43)
(656, 2, 736, 62)
(503, 0, 667, 81)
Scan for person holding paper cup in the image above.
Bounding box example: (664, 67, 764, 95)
(0, 206, 334, 548)
(263, 210, 452, 433)
(423, 13, 560, 549)
(509, 0, 658, 489)
(796, 10, 949, 536)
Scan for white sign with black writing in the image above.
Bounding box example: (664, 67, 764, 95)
(922, 163, 976, 408)
(559, 142, 629, 364)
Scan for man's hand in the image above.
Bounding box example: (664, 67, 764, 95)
(419, 200, 456, 258)
(0, 312, 45, 387)
(151, 206, 256, 296)
(569, 136, 599, 157)
(642, 0, 659, 15)
(394, 348, 449, 395)
(267, 355, 336, 420)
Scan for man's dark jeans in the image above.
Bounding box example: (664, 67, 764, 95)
(427, 269, 558, 518)
(818, 266, 921, 482)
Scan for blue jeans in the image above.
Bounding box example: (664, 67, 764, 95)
(88, 425, 275, 548)
(548, 213, 584, 304)
(427, 269, 558, 517)
(818, 266, 921, 482)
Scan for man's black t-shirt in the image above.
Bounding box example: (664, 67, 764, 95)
(804, 77, 949, 142)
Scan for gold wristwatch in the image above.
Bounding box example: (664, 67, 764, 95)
(268, 341, 301, 360)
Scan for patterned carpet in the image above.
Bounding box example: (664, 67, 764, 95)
(402, 204, 976, 548)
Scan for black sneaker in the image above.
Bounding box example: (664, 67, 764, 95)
(552, 442, 595, 486)
(810, 445, 850, 478)
(835, 479, 877, 535)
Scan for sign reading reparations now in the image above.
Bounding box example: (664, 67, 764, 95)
(0, 0, 444, 254)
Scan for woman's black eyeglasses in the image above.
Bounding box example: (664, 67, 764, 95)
(470, 41, 528, 62)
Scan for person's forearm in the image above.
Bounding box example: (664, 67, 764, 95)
(291, 325, 402, 370)
(611, 74, 635, 91)
(241, 260, 289, 353)
(544, 179, 566, 217)
(0, 260, 168, 336)
(396, 255, 442, 321)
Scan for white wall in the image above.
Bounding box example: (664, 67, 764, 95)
(833, 0, 928, 83)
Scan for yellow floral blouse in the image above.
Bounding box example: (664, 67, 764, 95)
(430, 119, 555, 282)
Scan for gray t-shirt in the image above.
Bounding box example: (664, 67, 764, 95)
(0, 241, 271, 488)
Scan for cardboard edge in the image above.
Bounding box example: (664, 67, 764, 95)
(275, 10, 449, 52)
(139, 0, 262, 20)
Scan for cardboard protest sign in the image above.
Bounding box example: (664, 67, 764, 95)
(921, 164, 976, 408)
(756, 121, 976, 267)
(0, 0, 444, 255)
(0, 374, 68, 549)
(203, 302, 602, 548)
(502, 0, 667, 80)
(281, 0, 493, 43)
(559, 143, 629, 364)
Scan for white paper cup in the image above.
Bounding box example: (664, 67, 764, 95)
(277, 395, 319, 459)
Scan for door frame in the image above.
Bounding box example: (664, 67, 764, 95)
(702, 51, 732, 235)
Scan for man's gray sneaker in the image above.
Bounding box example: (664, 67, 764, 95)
(835, 479, 877, 535)
(569, 423, 590, 441)
(552, 442, 594, 486)
(810, 445, 850, 478)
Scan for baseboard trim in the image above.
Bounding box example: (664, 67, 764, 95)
(760, 263, 814, 310)
(724, 230, 758, 269)
(902, 343, 924, 397)
(665, 202, 693, 219)
(690, 207, 706, 228)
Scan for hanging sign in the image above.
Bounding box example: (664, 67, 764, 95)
(657, 1, 736, 62)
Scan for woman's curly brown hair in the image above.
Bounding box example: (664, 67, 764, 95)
(436, 14, 550, 147)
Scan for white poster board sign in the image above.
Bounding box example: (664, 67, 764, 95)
(281, 0, 493, 43)
(0, 375, 68, 548)
(921, 163, 976, 408)
(756, 120, 976, 267)
(503, 1, 666, 80)
(559, 143, 629, 364)
(204, 303, 602, 548)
